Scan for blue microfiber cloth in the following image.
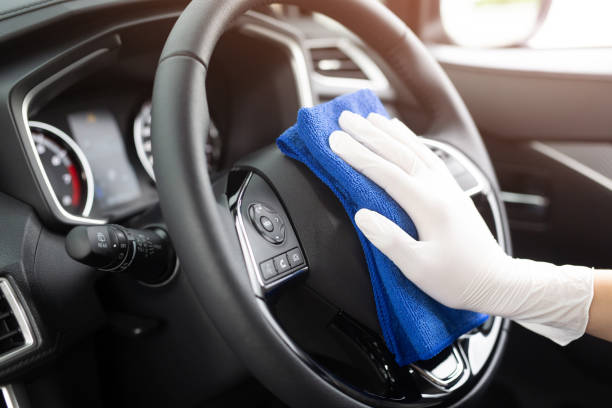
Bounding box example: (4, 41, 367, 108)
(277, 89, 488, 366)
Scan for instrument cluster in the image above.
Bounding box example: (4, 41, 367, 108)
(27, 100, 223, 223)
(133, 101, 222, 182)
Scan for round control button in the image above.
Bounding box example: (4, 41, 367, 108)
(248, 202, 286, 245)
(271, 231, 285, 244)
(260, 216, 274, 232)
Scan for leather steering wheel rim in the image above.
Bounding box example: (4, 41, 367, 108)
(151, 1, 507, 407)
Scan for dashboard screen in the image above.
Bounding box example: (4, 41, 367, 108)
(68, 110, 141, 210)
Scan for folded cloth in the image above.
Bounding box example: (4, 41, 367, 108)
(277, 89, 488, 366)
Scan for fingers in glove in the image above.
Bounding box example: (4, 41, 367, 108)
(330, 130, 421, 211)
(366, 113, 446, 171)
(338, 111, 424, 175)
(354, 209, 423, 277)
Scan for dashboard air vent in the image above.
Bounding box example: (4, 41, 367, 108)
(0, 297, 24, 355)
(310, 46, 368, 80)
(0, 279, 34, 360)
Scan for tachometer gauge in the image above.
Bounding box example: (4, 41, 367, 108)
(134, 101, 222, 181)
(29, 121, 94, 217)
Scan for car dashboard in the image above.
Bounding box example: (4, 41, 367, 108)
(14, 6, 426, 230)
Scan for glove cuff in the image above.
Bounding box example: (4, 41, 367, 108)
(509, 260, 594, 345)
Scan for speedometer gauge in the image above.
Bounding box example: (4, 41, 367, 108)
(29, 121, 94, 217)
(134, 101, 222, 181)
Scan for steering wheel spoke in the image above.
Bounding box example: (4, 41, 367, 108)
(408, 316, 504, 399)
(421, 138, 489, 197)
(228, 170, 309, 298)
(409, 344, 471, 395)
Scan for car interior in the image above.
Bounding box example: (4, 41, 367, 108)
(0, 0, 610, 407)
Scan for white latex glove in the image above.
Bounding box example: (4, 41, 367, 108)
(329, 110, 594, 346)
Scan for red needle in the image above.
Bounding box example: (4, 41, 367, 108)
(68, 164, 81, 208)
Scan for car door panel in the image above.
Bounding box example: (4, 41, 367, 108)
(431, 45, 612, 267)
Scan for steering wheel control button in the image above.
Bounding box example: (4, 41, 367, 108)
(235, 174, 309, 291)
(260, 216, 274, 232)
(248, 202, 286, 244)
(287, 248, 304, 267)
(270, 214, 283, 229)
(272, 232, 285, 244)
(273, 254, 291, 274)
(260, 260, 277, 280)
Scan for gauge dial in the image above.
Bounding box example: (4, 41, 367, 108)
(29, 121, 94, 217)
(133, 101, 222, 181)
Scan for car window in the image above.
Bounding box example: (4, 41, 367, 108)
(440, 0, 612, 49)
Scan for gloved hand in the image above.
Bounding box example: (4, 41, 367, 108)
(329, 110, 594, 345)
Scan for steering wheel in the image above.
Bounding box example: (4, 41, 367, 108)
(151, 1, 511, 406)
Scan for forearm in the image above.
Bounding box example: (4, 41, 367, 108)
(586, 269, 612, 341)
